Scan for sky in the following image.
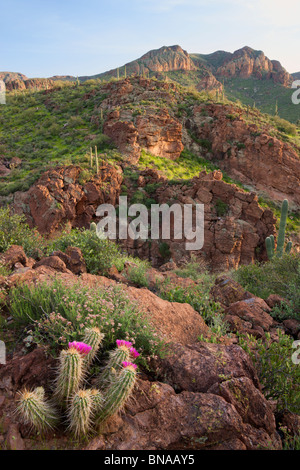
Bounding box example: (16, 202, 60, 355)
(1, 0, 299, 78)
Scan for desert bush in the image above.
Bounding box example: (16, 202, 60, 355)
(238, 330, 300, 414)
(272, 116, 297, 136)
(49, 228, 124, 275)
(233, 254, 300, 320)
(8, 278, 165, 361)
(124, 260, 151, 288)
(158, 278, 223, 326)
(0, 207, 45, 257)
(174, 256, 208, 281)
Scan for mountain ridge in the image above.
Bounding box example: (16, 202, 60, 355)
(1, 45, 298, 122)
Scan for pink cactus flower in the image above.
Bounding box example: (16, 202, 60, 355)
(68, 341, 92, 356)
(122, 361, 137, 370)
(129, 347, 140, 359)
(116, 339, 133, 349)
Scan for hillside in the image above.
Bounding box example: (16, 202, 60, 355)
(2, 44, 298, 123)
(0, 56, 300, 453)
(85, 45, 298, 123)
(0, 72, 28, 82)
(0, 76, 299, 260)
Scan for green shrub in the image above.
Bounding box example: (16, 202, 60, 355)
(158, 278, 223, 328)
(174, 257, 211, 282)
(0, 207, 44, 257)
(49, 228, 124, 275)
(238, 330, 300, 413)
(125, 260, 151, 288)
(159, 242, 171, 260)
(215, 199, 229, 217)
(272, 116, 297, 136)
(233, 254, 300, 320)
(8, 278, 166, 362)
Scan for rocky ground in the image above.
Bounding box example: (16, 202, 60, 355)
(0, 245, 299, 450)
(0, 73, 299, 452)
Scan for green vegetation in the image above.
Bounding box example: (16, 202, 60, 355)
(233, 254, 300, 321)
(138, 149, 246, 188)
(265, 199, 292, 260)
(124, 259, 151, 288)
(157, 265, 228, 336)
(48, 228, 124, 275)
(8, 278, 165, 361)
(0, 82, 112, 196)
(238, 330, 300, 413)
(258, 196, 300, 236)
(0, 207, 44, 257)
(215, 199, 229, 217)
(223, 76, 300, 125)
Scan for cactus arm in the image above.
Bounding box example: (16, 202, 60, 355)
(97, 347, 130, 389)
(285, 241, 293, 254)
(83, 327, 104, 368)
(270, 235, 275, 252)
(265, 237, 274, 260)
(17, 388, 58, 432)
(276, 199, 289, 257)
(55, 348, 84, 404)
(68, 390, 93, 437)
(96, 364, 137, 425)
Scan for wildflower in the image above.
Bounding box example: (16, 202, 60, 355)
(122, 361, 137, 371)
(129, 347, 140, 359)
(116, 339, 133, 349)
(68, 341, 92, 356)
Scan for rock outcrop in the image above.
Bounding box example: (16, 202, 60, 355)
(95, 45, 196, 81)
(5, 78, 54, 92)
(122, 169, 276, 271)
(215, 47, 292, 86)
(13, 164, 123, 235)
(187, 103, 300, 207)
(102, 79, 184, 162)
(0, 72, 28, 83)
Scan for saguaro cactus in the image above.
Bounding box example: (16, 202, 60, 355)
(90, 222, 97, 232)
(95, 145, 99, 174)
(265, 199, 292, 260)
(17, 387, 58, 432)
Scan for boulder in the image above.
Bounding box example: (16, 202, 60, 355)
(225, 297, 274, 332)
(1, 245, 27, 270)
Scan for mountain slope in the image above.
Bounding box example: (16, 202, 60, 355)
(0, 72, 28, 82)
(1, 45, 298, 122)
(82, 45, 297, 123)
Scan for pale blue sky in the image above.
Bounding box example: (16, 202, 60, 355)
(1, 0, 299, 77)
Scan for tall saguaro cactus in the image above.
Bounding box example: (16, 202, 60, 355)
(265, 199, 292, 260)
